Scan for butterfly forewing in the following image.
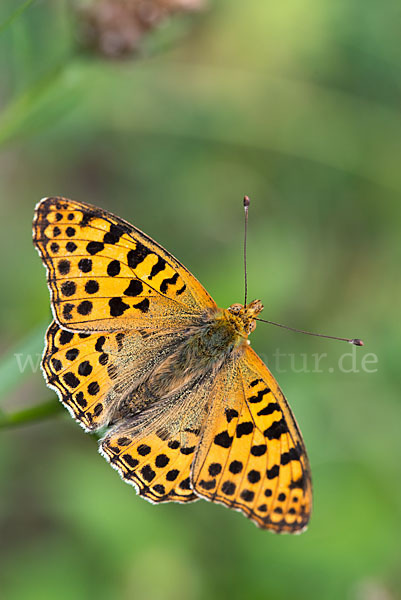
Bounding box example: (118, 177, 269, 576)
(33, 198, 216, 332)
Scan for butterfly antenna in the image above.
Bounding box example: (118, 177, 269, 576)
(243, 195, 250, 306)
(254, 317, 364, 346)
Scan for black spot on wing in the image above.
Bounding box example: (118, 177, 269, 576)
(289, 474, 307, 490)
(229, 460, 243, 474)
(63, 372, 80, 388)
(155, 454, 169, 468)
(66, 348, 79, 361)
(51, 358, 62, 371)
(88, 381, 100, 395)
(160, 272, 179, 293)
(266, 465, 280, 479)
(250, 444, 267, 456)
(166, 469, 179, 481)
(75, 392, 87, 408)
(236, 422, 254, 438)
(141, 465, 156, 482)
(95, 336, 105, 352)
(78, 361, 92, 376)
(133, 298, 150, 313)
(248, 387, 271, 403)
(77, 300, 93, 316)
(179, 478, 191, 490)
(221, 481, 236, 495)
(124, 280, 143, 297)
(240, 489, 254, 502)
(86, 241, 104, 255)
(93, 403, 103, 416)
(208, 463, 222, 476)
(99, 353, 109, 365)
(263, 418, 288, 440)
(107, 260, 121, 277)
(59, 330, 74, 345)
(247, 470, 261, 484)
(66, 241, 77, 253)
(225, 408, 239, 423)
(116, 333, 125, 350)
(61, 281, 76, 297)
(214, 431, 233, 448)
(257, 402, 280, 416)
(85, 280, 99, 294)
(148, 256, 166, 279)
(80, 210, 97, 227)
(58, 260, 70, 275)
(137, 444, 151, 456)
(175, 284, 186, 295)
(280, 447, 299, 465)
(127, 243, 151, 269)
(123, 454, 138, 468)
(63, 303, 74, 320)
(103, 224, 124, 244)
(109, 297, 129, 317)
(78, 258, 92, 273)
(199, 479, 216, 490)
(168, 440, 180, 450)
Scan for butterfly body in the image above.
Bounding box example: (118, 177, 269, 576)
(102, 302, 262, 428)
(33, 198, 312, 533)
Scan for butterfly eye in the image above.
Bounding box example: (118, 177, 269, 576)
(248, 320, 256, 334)
(229, 304, 243, 314)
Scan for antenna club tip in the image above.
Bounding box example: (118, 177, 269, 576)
(350, 338, 364, 346)
(243, 195, 250, 208)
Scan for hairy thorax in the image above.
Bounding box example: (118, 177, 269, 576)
(143, 299, 264, 400)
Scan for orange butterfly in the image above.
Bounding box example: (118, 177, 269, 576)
(33, 197, 312, 533)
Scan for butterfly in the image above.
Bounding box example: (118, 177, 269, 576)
(33, 197, 312, 533)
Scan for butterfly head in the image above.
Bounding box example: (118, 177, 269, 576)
(227, 299, 264, 336)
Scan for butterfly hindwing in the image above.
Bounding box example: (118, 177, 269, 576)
(101, 426, 199, 503)
(100, 374, 218, 503)
(191, 347, 312, 533)
(33, 198, 216, 332)
(42, 319, 202, 433)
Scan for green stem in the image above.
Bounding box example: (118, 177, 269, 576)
(0, 398, 64, 429)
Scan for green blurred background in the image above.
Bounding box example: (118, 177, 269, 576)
(1, 1, 401, 599)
